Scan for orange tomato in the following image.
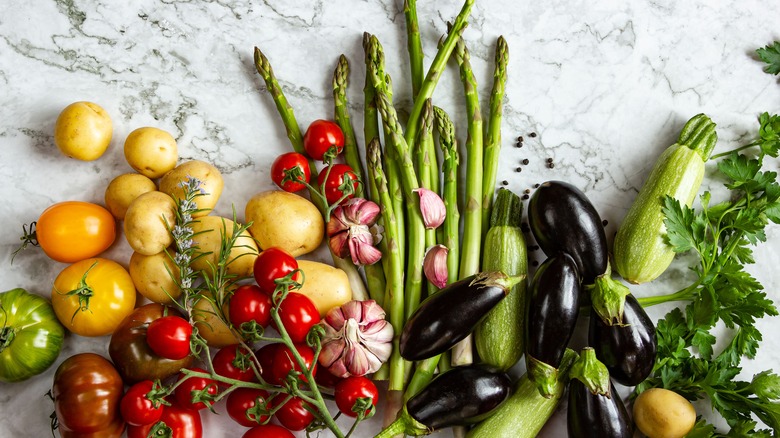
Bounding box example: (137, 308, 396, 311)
(51, 258, 136, 337)
(35, 201, 116, 263)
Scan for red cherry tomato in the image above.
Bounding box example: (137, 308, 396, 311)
(253, 247, 299, 295)
(226, 387, 270, 427)
(213, 344, 257, 386)
(146, 315, 192, 360)
(229, 284, 273, 331)
(317, 164, 359, 205)
(277, 292, 320, 343)
(121, 380, 164, 426)
(334, 376, 379, 417)
(271, 152, 311, 192)
(269, 342, 317, 385)
(272, 396, 314, 431)
(256, 343, 281, 383)
(127, 403, 203, 438)
(173, 368, 219, 411)
(303, 119, 344, 161)
(242, 424, 295, 438)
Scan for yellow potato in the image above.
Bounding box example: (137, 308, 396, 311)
(189, 215, 258, 279)
(633, 388, 696, 438)
(160, 160, 223, 217)
(192, 292, 240, 348)
(54, 101, 113, 161)
(104, 173, 157, 220)
(123, 127, 178, 179)
(296, 260, 352, 317)
(124, 191, 177, 256)
(129, 250, 181, 304)
(245, 190, 324, 257)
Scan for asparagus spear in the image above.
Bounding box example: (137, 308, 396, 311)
(481, 36, 509, 245)
(404, 0, 474, 147)
(333, 54, 365, 197)
(404, 0, 424, 98)
(416, 99, 439, 295)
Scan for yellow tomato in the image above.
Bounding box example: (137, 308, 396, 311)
(34, 201, 117, 263)
(51, 258, 137, 337)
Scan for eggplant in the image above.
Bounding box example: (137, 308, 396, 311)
(399, 271, 520, 361)
(567, 379, 633, 438)
(528, 180, 607, 284)
(376, 365, 512, 437)
(525, 253, 581, 398)
(589, 294, 657, 386)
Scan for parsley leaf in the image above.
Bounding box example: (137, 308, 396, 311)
(758, 112, 780, 157)
(757, 42, 780, 75)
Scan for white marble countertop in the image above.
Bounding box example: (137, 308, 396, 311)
(1, 0, 780, 437)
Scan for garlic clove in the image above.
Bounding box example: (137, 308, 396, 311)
(423, 244, 449, 289)
(343, 198, 381, 226)
(328, 230, 351, 259)
(413, 188, 446, 229)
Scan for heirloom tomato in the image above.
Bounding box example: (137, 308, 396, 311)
(51, 257, 136, 337)
(0, 288, 64, 382)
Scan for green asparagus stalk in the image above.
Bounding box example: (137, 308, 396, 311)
(404, 0, 424, 98)
(333, 54, 365, 197)
(403, 0, 474, 147)
(452, 37, 483, 368)
(481, 36, 509, 245)
(416, 99, 438, 296)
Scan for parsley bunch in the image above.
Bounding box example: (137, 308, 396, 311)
(636, 113, 780, 436)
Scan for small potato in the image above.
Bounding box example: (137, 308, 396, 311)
(54, 101, 113, 161)
(129, 250, 181, 304)
(160, 160, 223, 217)
(192, 292, 240, 348)
(123, 127, 178, 179)
(104, 173, 157, 220)
(633, 388, 696, 438)
(296, 260, 352, 317)
(245, 190, 324, 257)
(190, 215, 258, 278)
(124, 191, 177, 256)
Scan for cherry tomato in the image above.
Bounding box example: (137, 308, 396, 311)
(120, 380, 164, 426)
(28, 201, 116, 263)
(303, 119, 344, 161)
(213, 344, 256, 385)
(277, 292, 320, 343)
(226, 387, 270, 427)
(256, 343, 281, 383)
(273, 396, 314, 431)
(269, 343, 317, 385)
(127, 403, 203, 438)
(173, 368, 219, 411)
(253, 247, 299, 295)
(271, 152, 311, 192)
(242, 424, 295, 438)
(146, 315, 192, 360)
(51, 257, 136, 337)
(52, 353, 124, 436)
(334, 376, 379, 417)
(229, 284, 272, 331)
(317, 164, 359, 205)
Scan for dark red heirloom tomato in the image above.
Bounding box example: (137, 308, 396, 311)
(317, 163, 359, 205)
(271, 152, 311, 192)
(334, 376, 379, 417)
(303, 119, 344, 161)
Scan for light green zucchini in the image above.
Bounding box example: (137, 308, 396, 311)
(613, 114, 717, 284)
(475, 188, 527, 371)
(466, 348, 578, 438)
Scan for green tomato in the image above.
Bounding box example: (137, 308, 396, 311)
(0, 288, 65, 382)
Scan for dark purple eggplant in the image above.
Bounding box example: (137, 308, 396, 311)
(525, 253, 581, 398)
(589, 294, 657, 386)
(567, 379, 633, 438)
(399, 271, 520, 361)
(375, 365, 512, 437)
(528, 180, 607, 284)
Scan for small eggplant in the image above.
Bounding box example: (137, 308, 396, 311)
(376, 365, 512, 437)
(589, 294, 657, 386)
(528, 180, 607, 284)
(525, 253, 581, 398)
(567, 348, 633, 438)
(399, 271, 521, 361)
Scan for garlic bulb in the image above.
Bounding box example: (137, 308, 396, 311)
(327, 198, 382, 266)
(318, 300, 393, 377)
